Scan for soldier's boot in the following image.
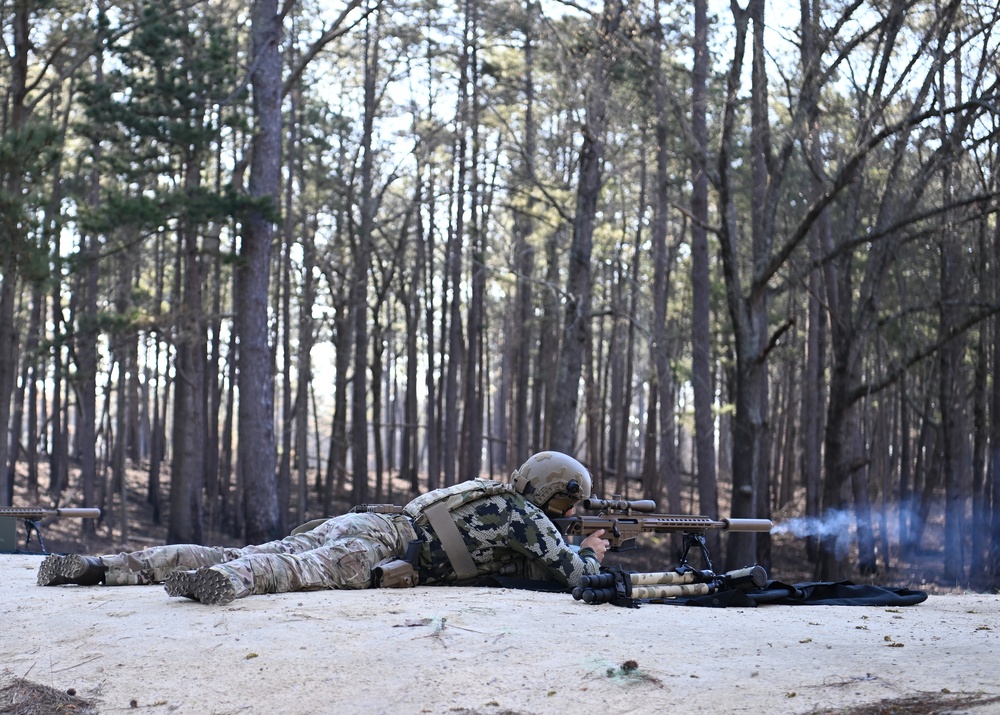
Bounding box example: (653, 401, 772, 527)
(37, 554, 107, 587)
(165, 567, 238, 605)
(163, 570, 198, 600)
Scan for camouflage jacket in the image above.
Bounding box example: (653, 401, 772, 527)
(405, 485, 600, 588)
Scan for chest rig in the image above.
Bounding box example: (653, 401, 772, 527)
(404, 479, 515, 581)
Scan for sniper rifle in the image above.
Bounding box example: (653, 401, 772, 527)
(0, 507, 101, 554)
(554, 496, 773, 606)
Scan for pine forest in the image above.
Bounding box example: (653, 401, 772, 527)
(2, 0, 1000, 590)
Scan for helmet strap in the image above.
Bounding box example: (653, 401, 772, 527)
(511, 469, 535, 496)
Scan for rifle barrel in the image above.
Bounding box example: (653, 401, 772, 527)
(722, 518, 773, 532)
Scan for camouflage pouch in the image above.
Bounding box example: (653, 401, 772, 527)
(373, 558, 418, 588)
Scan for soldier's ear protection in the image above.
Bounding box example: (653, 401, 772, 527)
(512, 471, 581, 515)
(511, 470, 579, 497)
(544, 480, 582, 516)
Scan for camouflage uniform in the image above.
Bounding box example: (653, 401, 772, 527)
(408, 487, 600, 587)
(92, 480, 598, 600)
(101, 512, 415, 599)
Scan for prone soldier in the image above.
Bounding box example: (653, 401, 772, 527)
(37, 452, 610, 605)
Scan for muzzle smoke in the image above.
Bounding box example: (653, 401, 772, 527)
(770, 509, 855, 558)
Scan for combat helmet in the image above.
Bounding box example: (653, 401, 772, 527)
(511, 451, 592, 516)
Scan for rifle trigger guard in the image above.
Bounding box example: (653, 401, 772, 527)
(611, 520, 621, 540)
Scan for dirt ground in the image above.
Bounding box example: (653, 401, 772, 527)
(1, 553, 999, 715)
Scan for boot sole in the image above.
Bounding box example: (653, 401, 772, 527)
(37, 554, 89, 587)
(165, 568, 237, 605)
(164, 570, 198, 600)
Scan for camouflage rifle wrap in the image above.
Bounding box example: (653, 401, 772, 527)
(573, 564, 768, 607)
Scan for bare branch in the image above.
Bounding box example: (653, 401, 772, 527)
(282, 0, 371, 99)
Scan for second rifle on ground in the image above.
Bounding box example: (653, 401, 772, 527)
(0, 507, 102, 554)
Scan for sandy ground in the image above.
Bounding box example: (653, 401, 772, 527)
(1, 553, 998, 715)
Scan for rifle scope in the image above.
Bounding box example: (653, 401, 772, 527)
(582, 498, 657, 513)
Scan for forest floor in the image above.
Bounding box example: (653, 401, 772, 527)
(2, 553, 999, 715)
(2, 464, 998, 714)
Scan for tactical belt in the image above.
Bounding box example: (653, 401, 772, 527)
(423, 501, 479, 581)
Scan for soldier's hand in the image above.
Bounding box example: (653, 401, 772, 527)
(581, 529, 610, 563)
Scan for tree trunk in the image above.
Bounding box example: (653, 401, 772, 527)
(76, 21, 104, 533)
(939, 195, 967, 586)
(422, 118, 440, 492)
(0, 274, 18, 506)
(509, 3, 537, 466)
(169, 166, 206, 544)
(218, 321, 237, 533)
(850, 416, 876, 575)
(800, 0, 826, 562)
(49, 266, 67, 502)
(325, 300, 351, 512)
(690, 0, 719, 552)
(939, 47, 968, 586)
(970, 320, 988, 586)
(717, 0, 767, 570)
(11, 286, 41, 498)
(278, 214, 293, 532)
(461, 0, 484, 480)
(351, 9, 380, 503)
(551, 0, 621, 454)
(650, 13, 678, 506)
(443, 0, 472, 486)
(77, 232, 100, 538)
(205, 242, 224, 531)
(990, 212, 1000, 588)
(239, 0, 282, 544)
(535, 226, 561, 449)
(296, 222, 315, 524)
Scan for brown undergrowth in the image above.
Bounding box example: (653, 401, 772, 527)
(805, 691, 1000, 714)
(0, 673, 99, 715)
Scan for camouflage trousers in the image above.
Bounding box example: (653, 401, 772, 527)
(102, 513, 416, 599)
